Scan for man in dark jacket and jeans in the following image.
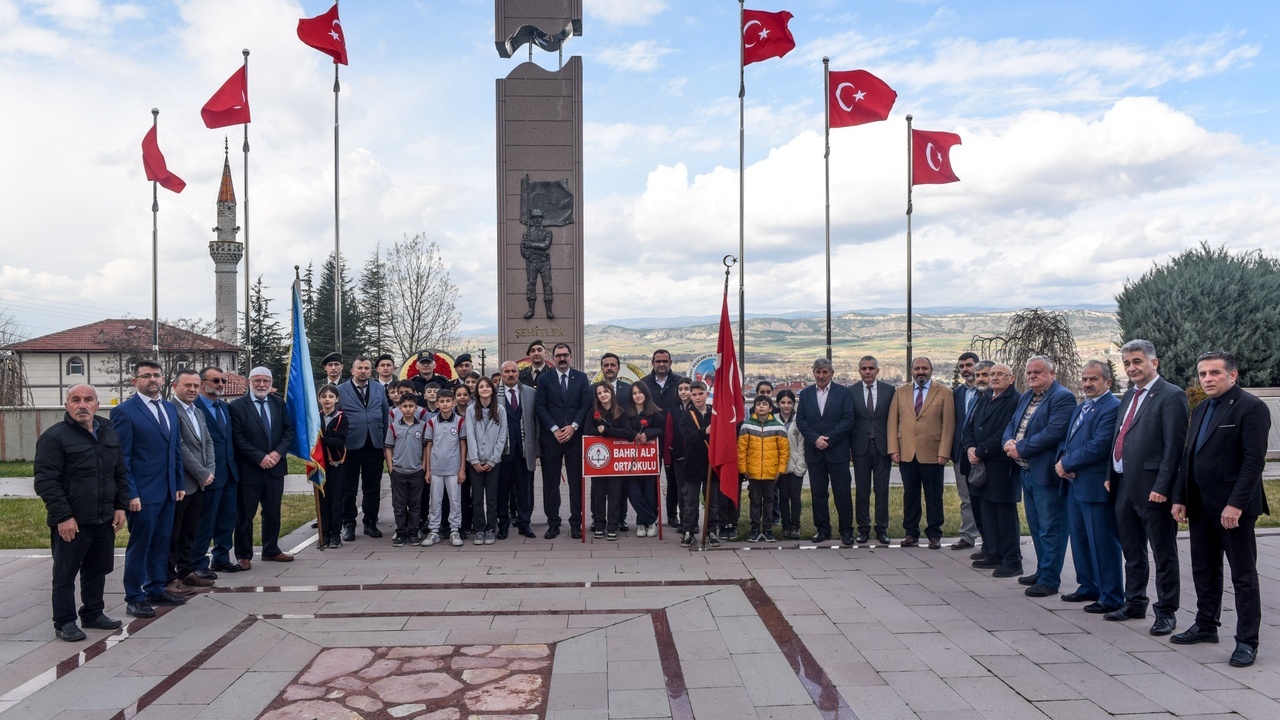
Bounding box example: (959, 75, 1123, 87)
(34, 384, 129, 641)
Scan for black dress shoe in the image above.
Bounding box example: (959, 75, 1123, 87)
(1060, 591, 1098, 603)
(992, 566, 1023, 578)
(342, 524, 356, 542)
(876, 533, 891, 545)
(856, 533, 869, 544)
(496, 529, 508, 540)
(1018, 573, 1040, 586)
(81, 614, 124, 630)
(1171, 624, 1219, 644)
(519, 526, 536, 538)
(570, 528, 582, 540)
(145, 591, 187, 606)
(1104, 606, 1147, 622)
(928, 538, 942, 549)
(970, 551, 988, 561)
(544, 527, 560, 539)
(126, 602, 156, 618)
(1229, 642, 1257, 667)
(950, 538, 975, 550)
(211, 561, 242, 574)
(972, 558, 1001, 569)
(55, 622, 87, 642)
(840, 535, 855, 547)
(1084, 602, 1123, 614)
(810, 532, 831, 543)
(1024, 583, 1056, 598)
(1150, 617, 1176, 636)
(192, 568, 218, 581)
(363, 524, 383, 538)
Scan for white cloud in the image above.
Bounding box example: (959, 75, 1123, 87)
(586, 0, 667, 26)
(595, 39, 674, 72)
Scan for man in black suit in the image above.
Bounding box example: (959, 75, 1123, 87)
(1107, 339, 1189, 636)
(850, 355, 894, 545)
(797, 358, 856, 545)
(229, 367, 296, 567)
(1171, 351, 1271, 667)
(535, 342, 593, 539)
(951, 352, 982, 550)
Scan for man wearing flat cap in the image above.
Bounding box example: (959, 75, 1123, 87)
(322, 353, 343, 386)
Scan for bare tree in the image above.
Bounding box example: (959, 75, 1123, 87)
(384, 233, 460, 359)
(0, 308, 31, 405)
(969, 307, 1081, 393)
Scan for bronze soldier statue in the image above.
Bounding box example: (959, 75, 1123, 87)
(521, 209, 554, 319)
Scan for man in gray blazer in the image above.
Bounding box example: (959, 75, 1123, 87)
(169, 369, 215, 592)
(850, 355, 895, 545)
(338, 356, 390, 541)
(498, 361, 539, 538)
(1106, 339, 1189, 636)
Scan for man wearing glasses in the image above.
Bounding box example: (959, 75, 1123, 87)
(192, 366, 242, 576)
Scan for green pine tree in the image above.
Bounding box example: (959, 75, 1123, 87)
(306, 252, 365, 378)
(359, 245, 389, 357)
(241, 276, 289, 384)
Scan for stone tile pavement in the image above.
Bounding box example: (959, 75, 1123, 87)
(1, 484, 1277, 719)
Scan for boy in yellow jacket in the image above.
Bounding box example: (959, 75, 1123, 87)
(738, 396, 790, 542)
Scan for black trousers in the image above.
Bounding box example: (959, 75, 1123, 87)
(900, 459, 945, 540)
(169, 490, 203, 581)
(471, 466, 500, 532)
(237, 478, 283, 559)
(50, 522, 115, 628)
(589, 477, 627, 532)
(664, 462, 680, 523)
(498, 456, 534, 530)
(541, 437, 584, 529)
(718, 477, 742, 532)
(680, 470, 719, 534)
(747, 479, 774, 533)
(776, 472, 803, 530)
(852, 451, 891, 535)
(342, 444, 386, 527)
(809, 455, 854, 537)
(1187, 484, 1261, 647)
(1115, 482, 1179, 618)
(978, 496, 1022, 570)
(390, 470, 425, 533)
(318, 467, 345, 538)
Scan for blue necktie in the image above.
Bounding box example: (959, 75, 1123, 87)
(1195, 398, 1217, 452)
(257, 399, 271, 434)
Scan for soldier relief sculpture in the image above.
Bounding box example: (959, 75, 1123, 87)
(519, 174, 573, 320)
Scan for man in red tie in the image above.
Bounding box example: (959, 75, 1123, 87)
(887, 357, 955, 549)
(1106, 339, 1189, 636)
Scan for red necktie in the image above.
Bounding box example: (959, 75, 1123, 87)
(1113, 387, 1146, 462)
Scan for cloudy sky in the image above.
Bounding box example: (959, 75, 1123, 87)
(2, 0, 1277, 340)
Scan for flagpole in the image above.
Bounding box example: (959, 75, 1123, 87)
(242, 48, 252, 372)
(822, 58, 832, 362)
(333, 59, 343, 355)
(737, 0, 746, 382)
(151, 108, 160, 361)
(905, 114, 914, 372)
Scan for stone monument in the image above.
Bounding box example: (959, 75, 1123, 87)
(209, 143, 243, 343)
(495, 0, 584, 367)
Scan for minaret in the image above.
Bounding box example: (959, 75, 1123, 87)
(209, 140, 243, 343)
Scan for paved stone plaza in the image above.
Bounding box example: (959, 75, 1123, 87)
(1, 481, 1277, 720)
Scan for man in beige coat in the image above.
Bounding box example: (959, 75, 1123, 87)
(888, 357, 955, 548)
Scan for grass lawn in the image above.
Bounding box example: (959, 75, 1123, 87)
(0, 494, 318, 550)
(0, 457, 309, 478)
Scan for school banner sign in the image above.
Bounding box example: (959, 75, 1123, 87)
(582, 438, 661, 477)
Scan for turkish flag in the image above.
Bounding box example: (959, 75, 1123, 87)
(141, 125, 186, 193)
(912, 129, 962, 185)
(200, 66, 250, 129)
(708, 291, 744, 507)
(742, 9, 795, 66)
(828, 69, 896, 128)
(298, 3, 348, 65)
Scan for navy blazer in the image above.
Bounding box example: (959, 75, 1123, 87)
(1056, 393, 1120, 502)
(110, 393, 183, 503)
(337, 380, 390, 450)
(796, 382, 855, 463)
(952, 383, 981, 461)
(1002, 381, 1076, 486)
(1173, 385, 1272, 517)
(535, 368, 593, 444)
(229, 393, 295, 485)
(197, 395, 239, 488)
(849, 380, 893, 458)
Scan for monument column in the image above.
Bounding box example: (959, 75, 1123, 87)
(495, 0, 584, 368)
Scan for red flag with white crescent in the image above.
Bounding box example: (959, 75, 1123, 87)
(708, 291, 743, 506)
(912, 129, 962, 185)
(298, 3, 348, 65)
(827, 69, 896, 128)
(742, 9, 795, 66)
